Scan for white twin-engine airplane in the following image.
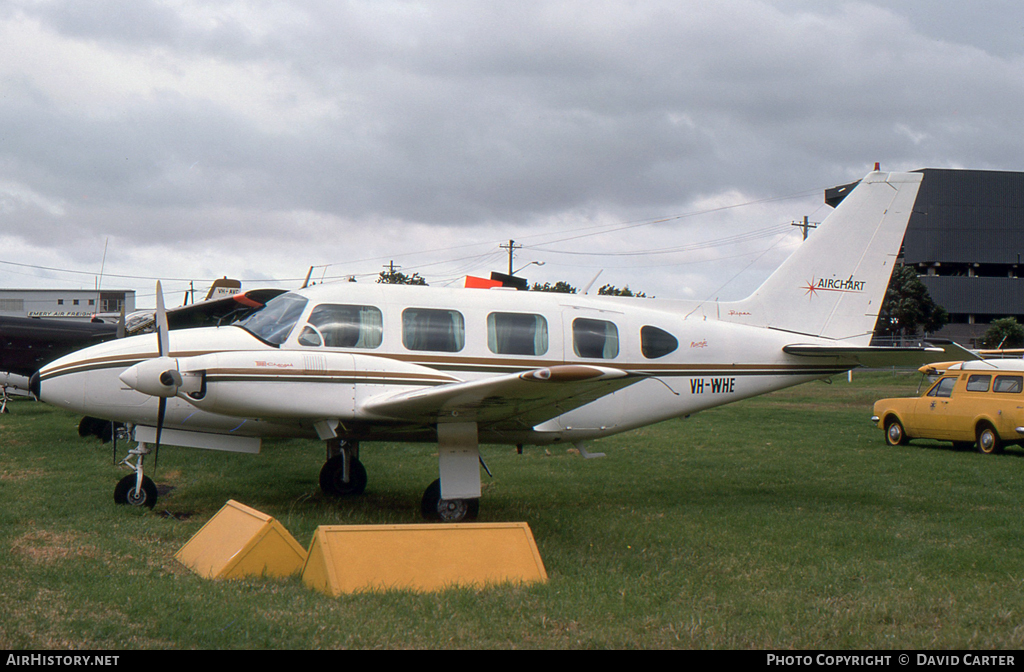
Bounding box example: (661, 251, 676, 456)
(33, 171, 956, 521)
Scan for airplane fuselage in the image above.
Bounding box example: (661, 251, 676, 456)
(37, 282, 848, 448)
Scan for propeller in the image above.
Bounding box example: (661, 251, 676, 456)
(117, 281, 180, 469)
(153, 280, 171, 468)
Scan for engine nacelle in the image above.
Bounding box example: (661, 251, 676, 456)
(169, 350, 459, 421)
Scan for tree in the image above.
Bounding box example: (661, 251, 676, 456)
(982, 317, 1024, 349)
(876, 265, 948, 341)
(597, 284, 647, 298)
(377, 269, 427, 285)
(530, 281, 577, 294)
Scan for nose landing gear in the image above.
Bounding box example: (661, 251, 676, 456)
(114, 441, 157, 509)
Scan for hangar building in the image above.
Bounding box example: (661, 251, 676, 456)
(826, 168, 1024, 347)
(0, 289, 135, 322)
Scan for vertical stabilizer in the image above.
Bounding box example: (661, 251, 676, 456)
(722, 171, 922, 343)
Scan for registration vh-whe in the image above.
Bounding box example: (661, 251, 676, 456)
(33, 170, 957, 521)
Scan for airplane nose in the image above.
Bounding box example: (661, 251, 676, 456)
(29, 371, 40, 398)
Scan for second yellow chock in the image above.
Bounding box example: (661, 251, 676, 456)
(302, 522, 548, 596)
(175, 500, 307, 580)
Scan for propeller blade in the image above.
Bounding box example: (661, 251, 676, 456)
(155, 280, 169, 358)
(154, 396, 165, 470)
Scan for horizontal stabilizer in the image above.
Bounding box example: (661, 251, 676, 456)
(783, 341, 978, 368)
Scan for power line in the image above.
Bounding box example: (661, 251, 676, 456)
(529, 223, 793, 257)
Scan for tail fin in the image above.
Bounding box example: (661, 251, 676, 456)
(723, 171, 922, 344)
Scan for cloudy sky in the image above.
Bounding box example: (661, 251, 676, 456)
(1, 0, 1022, 307)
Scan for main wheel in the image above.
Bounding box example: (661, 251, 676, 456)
(114, 474, 157, 509)
(319, 455, 368, 496)
(884, 418, 909, 446)
(976, 424, 1003, 455)
(421, 479, 479, 522)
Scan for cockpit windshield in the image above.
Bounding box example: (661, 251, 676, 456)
(236, 292, 309, 346)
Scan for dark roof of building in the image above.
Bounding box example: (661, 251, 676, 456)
(826, 168, 1024, 266)
(903, 169, 1024, 265)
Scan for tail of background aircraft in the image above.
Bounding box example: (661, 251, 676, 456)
(722, 171, 923, 344)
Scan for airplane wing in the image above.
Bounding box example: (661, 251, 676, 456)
(782, 341, 978, 368)
(0, 316, 118, 377)
(360, 364, 641, 431)
(128, 288, 288, 334)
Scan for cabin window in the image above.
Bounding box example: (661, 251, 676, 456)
(402, 308, 465, 352)
(994, 375, 1023, 393)
(966, 375, 992, 392)
(572, 317, 619, 359)
(927, 377, 956, 398)
(641, 326, 679, 359)
(486, 312, 548, 356)
(237, 292, 309, 346)
(298, 304, 383, 349)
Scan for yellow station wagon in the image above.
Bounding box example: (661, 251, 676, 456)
(872, 360, 1024, 454)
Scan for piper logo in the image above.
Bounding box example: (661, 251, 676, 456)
(803, 275, 865, 298)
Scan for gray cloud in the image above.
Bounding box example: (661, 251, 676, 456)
(1, 1, 1022, 300)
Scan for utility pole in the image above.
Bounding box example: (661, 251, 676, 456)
(500, 240, 522, 275)
(791, 216, 818, 241)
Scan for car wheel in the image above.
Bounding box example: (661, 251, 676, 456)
(884, 418, 908, 446)
(976, 424, 1003, 455)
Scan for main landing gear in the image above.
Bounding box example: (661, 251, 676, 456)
(316, 423, 484, 523)
(319, 439, 368, 497)
(420, 478, 479, 522)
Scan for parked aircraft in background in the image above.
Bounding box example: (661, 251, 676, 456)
(0, 280, 285, 414)
(34, 171, 961, 521)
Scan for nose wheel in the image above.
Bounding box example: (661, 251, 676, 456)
(114, 474, 157, 508)
(114, 441, 157, 509)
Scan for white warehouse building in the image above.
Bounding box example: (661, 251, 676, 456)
(0, 289, 136, 321)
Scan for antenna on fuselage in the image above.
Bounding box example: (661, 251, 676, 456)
(581, 270, 603, 295)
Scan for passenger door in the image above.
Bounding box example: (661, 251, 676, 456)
(944, 374, 991, 442)
(551, 308, 624, 431)
(912, 375, 958, 439)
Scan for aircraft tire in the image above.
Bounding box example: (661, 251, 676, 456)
(420, 478, 479, 522)
(319, 455, 368, 497)
(114, 474, 157, 509)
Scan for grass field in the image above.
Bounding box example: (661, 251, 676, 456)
(4, 370, 1024, 649)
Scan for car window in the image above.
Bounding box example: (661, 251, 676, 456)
(994, 375, 1023, 394)
(966, 374, 992, 392)
(927, 377, 956, 398)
